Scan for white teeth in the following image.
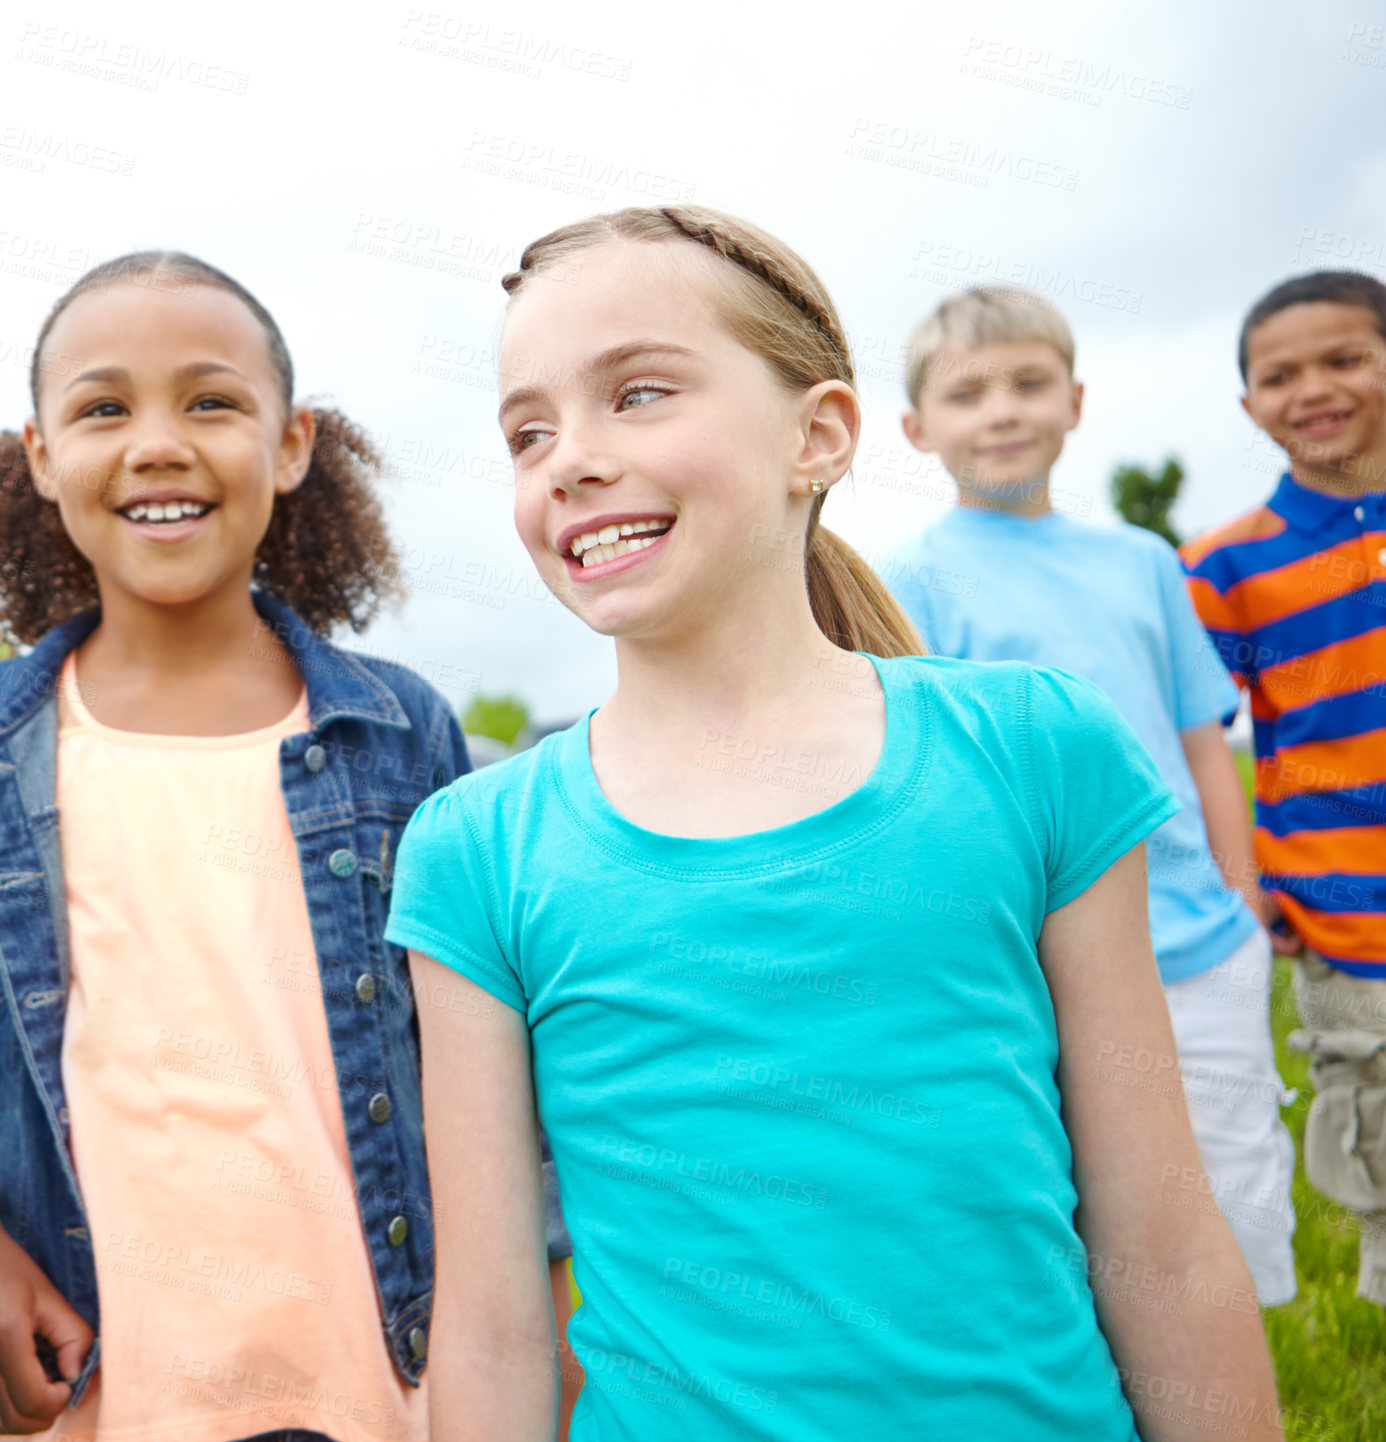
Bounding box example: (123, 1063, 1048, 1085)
(569, 519, 672, 557)
(123, 500, 210, 523)
(579, 534, 661, 568)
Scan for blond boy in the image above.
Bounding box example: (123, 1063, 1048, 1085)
(884, 288, 1296, 1304)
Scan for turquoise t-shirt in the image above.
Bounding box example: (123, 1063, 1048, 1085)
(385, 655, 1179, 1440)
(884, 508, 1258, 985)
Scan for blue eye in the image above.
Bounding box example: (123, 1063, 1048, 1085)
(617, 385, 669, 410)
(509, 427, 550, 455)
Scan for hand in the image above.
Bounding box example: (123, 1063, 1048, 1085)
(0, 1226, 94, 1432)
(1244, 884, 1302, 955)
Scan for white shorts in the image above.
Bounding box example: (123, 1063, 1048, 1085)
(1163, 927, 1297, 1306)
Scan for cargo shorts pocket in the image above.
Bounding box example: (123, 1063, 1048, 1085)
(1290, 1028, 1386, 1211)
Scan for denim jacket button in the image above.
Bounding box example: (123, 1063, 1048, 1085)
(304, 744, 327, 773)
(355, 973, 377, 1003)
(368, 1092, 392, 1124)
(329, 849, 358, 878)
(388, 1215, 408, 1246)
(408, 1326, 428, 1360)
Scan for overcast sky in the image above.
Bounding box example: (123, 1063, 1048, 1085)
(3, 0, 1382, 723)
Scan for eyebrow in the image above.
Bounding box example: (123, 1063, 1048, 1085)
(497, 341, 696, 423)
(63, 360, 250, 393)
(1251, 342, 1371, 375)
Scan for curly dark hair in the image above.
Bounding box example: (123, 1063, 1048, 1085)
(0, 251, 404, 646)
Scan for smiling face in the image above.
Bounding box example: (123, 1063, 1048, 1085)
(905, 339, 1081, 495)
(500, 241, 839, 642)
(1241, 301, 1386, 484)
(25, 278, 312, 613)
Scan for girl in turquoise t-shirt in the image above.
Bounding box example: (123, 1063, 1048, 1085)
(385, 206, 1282, 1442)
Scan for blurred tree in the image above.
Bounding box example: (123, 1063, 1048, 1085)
(462, 694, 530, 748)
(1110, 456, 1185, 548)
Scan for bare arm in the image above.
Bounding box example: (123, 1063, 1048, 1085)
(411, 949, 558, 1442)
(1039, 844, 1282, 1441)
(1181, 720, 1299, 954)
(550, 1258, 583, 1441)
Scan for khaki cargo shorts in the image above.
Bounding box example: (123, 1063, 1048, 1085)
(1290, 951, 1386, 1303)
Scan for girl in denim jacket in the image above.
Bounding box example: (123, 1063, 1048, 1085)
(0, 253, 571, 1442)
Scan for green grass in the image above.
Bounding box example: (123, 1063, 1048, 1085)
(1232, 746, 1386, 1438)
(1263, 964, 1386, 1441)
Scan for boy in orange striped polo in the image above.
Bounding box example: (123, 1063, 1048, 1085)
(1182, 269, 1386, 1305)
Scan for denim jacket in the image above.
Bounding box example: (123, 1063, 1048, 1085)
(0, 589, 567, 1404)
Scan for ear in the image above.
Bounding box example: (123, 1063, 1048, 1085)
(902, 407, 934, 454)
(1067, 378, 1085, 430)
(1239, 393, 1254, 422)
(276, 405, 317, 495)
(23, 418, 59, 502)
(791, 380, 859, 496)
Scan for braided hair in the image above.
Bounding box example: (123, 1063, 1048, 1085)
(501, 206, 923, 659)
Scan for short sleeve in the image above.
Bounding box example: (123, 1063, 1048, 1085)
(1152, 539, 1240, 729)
(1023, 666, 1182, 913)
(385, 787, 573, 1259)
(384, 786, 526, 1012)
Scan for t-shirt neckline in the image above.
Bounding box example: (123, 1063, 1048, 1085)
(947, 504, 1062, 527)
(59, 652, 309, 747)
(552, 651, 932, 880)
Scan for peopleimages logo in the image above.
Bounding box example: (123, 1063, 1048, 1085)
(661, 1257, 893, 1332)
(581, 1348, 779, 1414)
(710, 1055, 941, 1127)
(595, 1135, 829, 1209)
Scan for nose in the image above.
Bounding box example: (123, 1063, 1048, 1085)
(981, 386, 1023, 428)
(1294, 365, 1336, 407)
(124, 410, 196, 472)
(542, 419, 622, 500)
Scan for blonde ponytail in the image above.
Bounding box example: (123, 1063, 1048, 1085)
(807, 524, 924, 657)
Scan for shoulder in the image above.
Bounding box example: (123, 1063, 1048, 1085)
(880, 656, 1137, 808)
(889, 652, 1119, 734)
(335, 647, 457, 734)
(879, 525, 944, 587)
(876, 652, 1049, 739)
(1179, 504, 1285, 579)
(1051, 513, 1172, 568)
(1103, 522, 1196, 603)
(405, 728, 567, 842)
(1108, 519, 1178, 564)
(1021, 662, 1125, 732)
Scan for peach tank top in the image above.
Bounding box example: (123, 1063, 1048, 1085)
(33, 653, 427, 1442)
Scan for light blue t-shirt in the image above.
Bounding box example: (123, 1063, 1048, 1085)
(386, 655, 1177, 1441)
(885, 507, 1258, 984)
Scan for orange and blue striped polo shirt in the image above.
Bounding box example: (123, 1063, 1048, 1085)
(1181, 472, 1386, 975)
